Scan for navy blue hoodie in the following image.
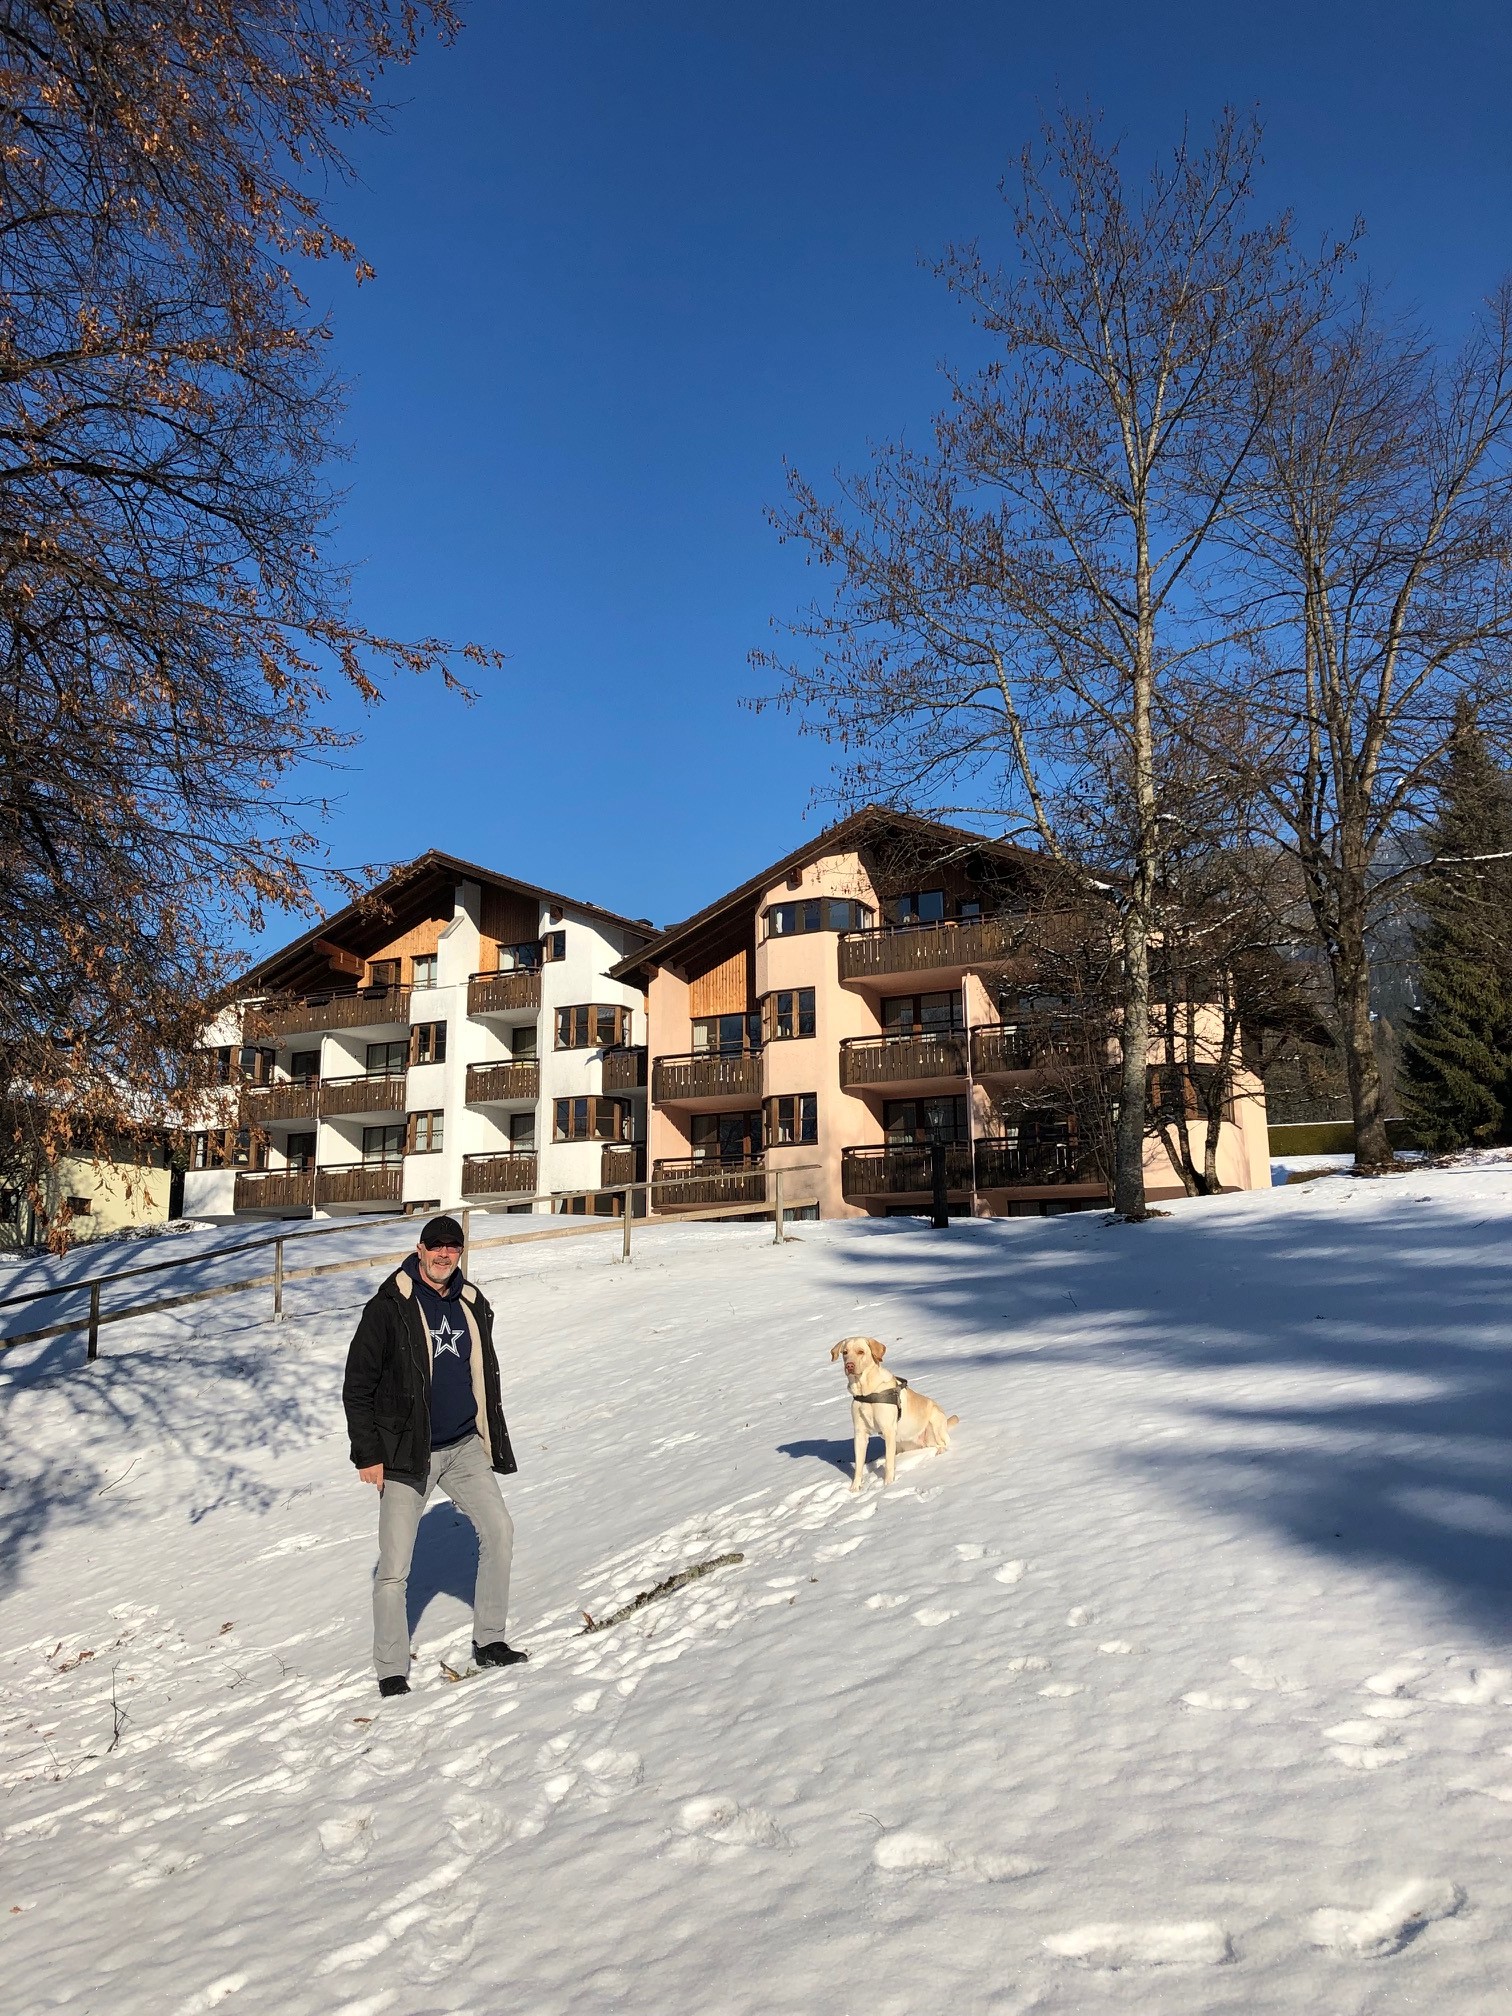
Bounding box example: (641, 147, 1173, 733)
(402, 1254, 477, 1449)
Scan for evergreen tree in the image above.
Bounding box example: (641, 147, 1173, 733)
(1399, 701, 1512, 1150)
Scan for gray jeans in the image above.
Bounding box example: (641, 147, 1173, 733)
(373, 1436, 515, 1679)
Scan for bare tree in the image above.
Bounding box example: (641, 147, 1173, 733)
(1228, 295, 1512, 1170)
(0, 3, 492, 1241)
(757, 108, 1339, 1217)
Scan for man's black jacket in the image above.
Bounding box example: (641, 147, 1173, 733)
(342, 1265, 518, 1479)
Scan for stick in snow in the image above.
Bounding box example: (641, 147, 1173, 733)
(580, 1552, 745, 1634)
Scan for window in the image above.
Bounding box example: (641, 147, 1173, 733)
(289, 1050, 321, 1086)
(361, 1124, 405, 1164)
(206, 1046, 275, 1085)
(692, 1011, 760, 1055)
(556, 1004, 629, 1050)
(286, 1133, 317, 1172)
(65, 1195, 92, 1215)
(410, 1021, 447, 1065)
(761, 990, 816, 1042)
(411, 953, 438, 989)
(496, 939, 543, 973)
(508, 1024, 538, 1060)
(881, 991, 963, 1034)
(191, 1128, 266, 1170)
(691, 1111, 762, 1163)
(409, 1110, 444, 1153)
(367, 958, 401, 990)
(890, 889, 946, 926)
(508, 1111, 537, 1150)
(765, 1093, 817, 1146)
(554, 1097, 629, 1142)
(541, 930, 567, 962)
(761, 897, 874, 939)
(885, 1096, 968, 1144)
(365, 1040, 407, 1077)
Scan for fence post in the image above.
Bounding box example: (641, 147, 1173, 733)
(931, 1140, 949, 1229)
(772, 1166, 785, 1244)
(622, 1191, 633, 1262)
(273, 1237, 284, 1322)
(87, 1280, 100, 1362)
(461, 1207, 471, 1276)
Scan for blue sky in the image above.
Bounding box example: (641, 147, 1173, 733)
(275, 0, 1512, 947)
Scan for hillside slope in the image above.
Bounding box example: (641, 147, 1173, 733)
(3, 1167, 1512, 2014)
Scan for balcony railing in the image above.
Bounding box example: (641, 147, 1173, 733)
(651, 1049, 762, 1105)
(233, 1169, 314, 1211)
(602, 1045, 648, 1093)
(841, 1142, 974, 1198)
(650, 1156, 767, 1211)
(252, 984, 411, 1041)
(837, 915, 1023, 984)
(466, 1059, 540, 1104)
(838, 1029, 968, 1089)
(602, 1141, 647, 1189)
(314, 1161, 404, 1207)
(238, 1080, 317, 1125)
(461, 1151, 538, 1197)
(974, 1137, 1103, 1189)
(468, 969, 541, 1017)
(318, 1072, 408, 1118)
(971, 1019, 1084, 1076)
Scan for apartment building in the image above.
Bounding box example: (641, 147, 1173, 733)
(614, 809, 1272, 1221)
(185, 853, 653, 1220)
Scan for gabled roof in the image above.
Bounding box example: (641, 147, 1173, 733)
(236, 849, 656, 994)
(609, 807, 1047, 983)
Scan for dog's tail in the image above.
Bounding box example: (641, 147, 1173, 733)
(946, 1414, 960, 1429)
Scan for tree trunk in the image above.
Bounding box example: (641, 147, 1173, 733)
(1334, 900, 1394, 1172)
(1115, 905, 1152, 1215)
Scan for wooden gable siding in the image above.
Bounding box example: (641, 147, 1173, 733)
(480, 883, 540, 951)
(688, 945, 755, 1017)
(364, 909, 449, 984)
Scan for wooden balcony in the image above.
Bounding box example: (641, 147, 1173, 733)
(233, 1169, 314, 1211)
(839, 1030, 968, 1090)
(652, 1049, 762, 1107)
(461, 1151, 538, 1197)
(837, 915, 1024, 986)
(468, 970, 541, 1017)
(601, 1141, 647, 1189)
(319, 1072, 408, 1119)
(252, 984, 411, 1041)
(974, 1137, 1103, 1191)
(841, 1142, 973, 1199)
(971, 1020, 1083, 1076)
(466, 1059, 540, 1104)
(651, 1157, 767, 1212)
(602, 1045, 648, 1093)
(314, 1162, 403, 1208)
(238, 1080, 317, 1125)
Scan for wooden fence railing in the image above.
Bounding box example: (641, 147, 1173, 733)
(0, 1164, 822, 1368)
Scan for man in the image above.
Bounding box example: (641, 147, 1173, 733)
(342, 1213, 526, 1696)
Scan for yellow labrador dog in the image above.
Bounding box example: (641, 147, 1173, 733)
(831, 1336, 958, 1491)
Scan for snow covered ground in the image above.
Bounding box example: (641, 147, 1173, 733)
(4, 1163, 1512, 2015)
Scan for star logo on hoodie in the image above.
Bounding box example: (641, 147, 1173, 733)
(431, 1313, 465, 1359)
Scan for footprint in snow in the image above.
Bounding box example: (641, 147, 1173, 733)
(872, 1830, 1038, 1883)
(865, 1593, 907, 1611)
(1044, 1922, 1233, 1968)
(1097, 1641, 1135, 1656)
(1323, 1719, 1407, 1770)
(1065, 1607, 1094, 1627)
(1231, 1655, 1307, 1694)
(913, 1608, 957, 1628)
(1421, 1666, 1512, 1707)
(1306, 1878, 1463, 1957)
(1180, 1691, 1253, 1713)
(316, 1808, 374, 1866)
(1364, 1662, 1426, 1698)
(993, 1561, 1027, 1586)
(814, 1537, 864, 1561)
(955, 1543, 987, 1560)
(670, 1795, 789, 1861)
(1038, 1682, 1084, 1698)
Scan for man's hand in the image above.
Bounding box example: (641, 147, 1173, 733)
(358, 1463, 384, 1488)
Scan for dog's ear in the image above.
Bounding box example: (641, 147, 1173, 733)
(868, 1339, 887, 1361)
(830, 1343, 844, 1361)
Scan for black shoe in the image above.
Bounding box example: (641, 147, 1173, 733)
(472, 1640, 528, 1668)
(378, 1675, 410, 1698)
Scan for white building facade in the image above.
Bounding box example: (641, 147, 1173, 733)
(184, 854, 651, 1221)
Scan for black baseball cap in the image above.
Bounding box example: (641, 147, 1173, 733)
(419, 1214, 465, 1250)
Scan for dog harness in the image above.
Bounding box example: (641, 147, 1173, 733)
(852, 1377, 908, 1410)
